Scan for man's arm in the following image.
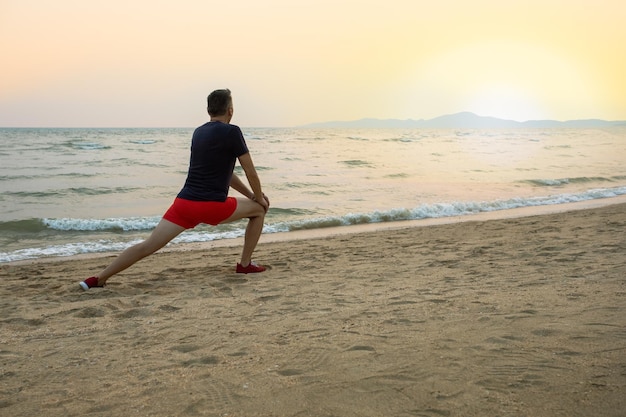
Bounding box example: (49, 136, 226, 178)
(231, 152, 269, 211)
(230, 172, 254, 199)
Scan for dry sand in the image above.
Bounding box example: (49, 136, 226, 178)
(1, 202, 625, 417)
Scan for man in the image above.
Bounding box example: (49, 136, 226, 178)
(80, 89, 269, 290)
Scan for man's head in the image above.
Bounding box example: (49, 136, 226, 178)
(207, 89, 233, 117)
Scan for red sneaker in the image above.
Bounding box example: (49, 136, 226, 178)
(236, 262, 266, 274)
(79, 276, 104, 290)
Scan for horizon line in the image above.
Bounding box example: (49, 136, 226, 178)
(1, 111, 625, 129)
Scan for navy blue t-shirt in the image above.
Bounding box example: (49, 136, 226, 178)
(177, 122, 249, 201)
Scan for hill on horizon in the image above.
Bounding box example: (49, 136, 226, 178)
(300, 112, 626, 129)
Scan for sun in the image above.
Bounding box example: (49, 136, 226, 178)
(463, 83, 548, 122)
(406, 39, 601, 122)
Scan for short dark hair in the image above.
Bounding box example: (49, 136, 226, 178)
(207, 89, 232, 116)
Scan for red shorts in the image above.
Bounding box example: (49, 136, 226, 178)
(163, 197, 237, 229)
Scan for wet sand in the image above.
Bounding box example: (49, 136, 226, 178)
(1, 202, 625, 416)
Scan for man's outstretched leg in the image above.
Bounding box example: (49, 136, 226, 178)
(80, 219, 186, 289)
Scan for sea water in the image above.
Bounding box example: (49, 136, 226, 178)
(1, 127, 625, 262)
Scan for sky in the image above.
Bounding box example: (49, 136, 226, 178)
(1, 0, 625, 127)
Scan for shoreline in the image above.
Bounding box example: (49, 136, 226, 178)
(7, 193, 626, 267)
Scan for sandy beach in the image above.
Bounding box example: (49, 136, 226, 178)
(1, 202, 625, 417)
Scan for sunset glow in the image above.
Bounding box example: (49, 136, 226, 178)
(1, 0, 624, 127)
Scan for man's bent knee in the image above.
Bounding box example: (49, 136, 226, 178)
(249, 204, 266, 218)
(242, 200, 265, 219)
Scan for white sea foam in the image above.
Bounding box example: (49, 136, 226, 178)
(0, 239, 142, 263)
(2, 187, 624, 263)
(43, 216, 161, 231)
(277, 186, 626, 231)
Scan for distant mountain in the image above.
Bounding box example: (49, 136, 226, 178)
(300, 112, 626, 129)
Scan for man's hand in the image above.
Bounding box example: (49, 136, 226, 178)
(253, 194, 270, 213)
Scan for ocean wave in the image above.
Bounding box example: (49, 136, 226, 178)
(129, 139, 157, 144)
(6, 185, 620, 237)
(43, 216, 161, 232)
(272, 185, 626, 232)
(0, 172, 100, 182)
(0, 230, 244, 263)
(234, 165, 273, 174)
(2, 186, 625, 263)
(0, 239, 144, 263)
(267, 207, 318, 216)
(522, 177, 615, 187)
(0, 216, 162, 235)
(5, 186, 141, 198)
(66, 141, 111, 150)
(33, 209, 314, 233)
(0, 219, 49, 233)
(340, 159, 373, 167)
